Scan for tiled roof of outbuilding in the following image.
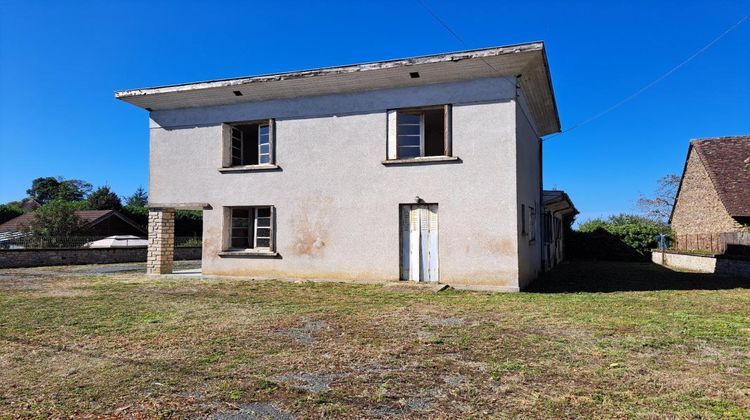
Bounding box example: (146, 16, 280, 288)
(690, 136, 750, 217)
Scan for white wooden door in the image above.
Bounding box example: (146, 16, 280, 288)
(400, 204, 439, 282)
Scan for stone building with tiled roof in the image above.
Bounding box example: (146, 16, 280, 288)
(670, 136, 750, 235)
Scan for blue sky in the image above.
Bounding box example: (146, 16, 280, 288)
(1, 0, 748, 222)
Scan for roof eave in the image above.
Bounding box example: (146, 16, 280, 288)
(114, 42, 545, 99)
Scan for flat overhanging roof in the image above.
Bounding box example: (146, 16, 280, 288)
(116, 42, 561, 135)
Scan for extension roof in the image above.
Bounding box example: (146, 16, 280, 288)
(675, 135, 750, 219)
(115, 42, 561, 136)
(543, 190, 578, 215)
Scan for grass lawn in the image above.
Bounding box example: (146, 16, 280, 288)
(1, 261, 749, 418)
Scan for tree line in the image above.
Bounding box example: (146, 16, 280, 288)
(0, 177, 201, 238)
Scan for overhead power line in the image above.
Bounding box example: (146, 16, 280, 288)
(546, 14, 748, 139)
(414, 0, 748, 140)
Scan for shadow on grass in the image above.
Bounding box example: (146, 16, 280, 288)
(527, 260, 750, 293)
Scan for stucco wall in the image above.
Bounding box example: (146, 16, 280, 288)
(671, 149, 743, 235)
(150, 77, 528, 289)
(514, 100, 543, 288)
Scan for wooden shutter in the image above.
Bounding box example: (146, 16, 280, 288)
(409, 206, 421, 281)
(400, 206, 410, 280)
(268, 119, 276, 165)
(443, 104, 452, 156)
(270, 206, 276, 252)
(221, 123, 232, 167)
(428, 205, 439, 282)
(387, 110, 398, 160)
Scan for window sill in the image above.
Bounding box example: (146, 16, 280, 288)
(381, 156, 460, 166)
(218, 250, 279, 258)
(218, 164, 280, 173)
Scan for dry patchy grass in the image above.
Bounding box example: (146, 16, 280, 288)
(0, 262, 749, 418)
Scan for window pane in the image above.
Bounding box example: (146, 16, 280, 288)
(232, 218, 249, 228)
(232, 227, 249, 237)
(256, 218, 270, 227)
(398, 113, 421, 125)
(259, 155, 270, 164)
(256, 228, 271, 237)
(259, 144, 270, 154)
(232, 208, 249, 218)
(232, 237, 249, 248)
(398, 146, 421, 158)
(256, 207, 271, 218)
(398, 135, 420, 146)
(256, 238, 270, 248)
(259, 125, 269, 136)
(398, 124, 420, 135)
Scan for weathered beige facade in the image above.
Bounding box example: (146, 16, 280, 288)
(117, 44, 562, 291)
(671, 149, 743, 235)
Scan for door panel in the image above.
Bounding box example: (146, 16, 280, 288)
(400, 204, 439, 282)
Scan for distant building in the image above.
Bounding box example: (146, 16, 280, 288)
(670, 136, 750, 236)
(542, 190, 577, 271)
(18, 198, 41, 212)
(0, 210, 146, 237)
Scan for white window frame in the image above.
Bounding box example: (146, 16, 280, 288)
(223, 120, 275, 168)
(396, 112, 424, 159)
(230, 127, 244, 166)
(252, 207, 272, 249)
(258, 123, 270, 164)
(386, 105, 452, 161)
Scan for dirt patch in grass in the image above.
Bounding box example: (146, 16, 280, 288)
(1, 261, 749, 417)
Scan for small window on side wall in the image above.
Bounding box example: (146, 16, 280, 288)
(528, 206, 536, 242)
(387, 105, 451, 160)
(224, 120, 275, 167)
(229, 206, 275, 251)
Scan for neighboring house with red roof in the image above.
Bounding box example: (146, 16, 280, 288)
(670, 136, 750, 236)
(0, 210, 146, 237)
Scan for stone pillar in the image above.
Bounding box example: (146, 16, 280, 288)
(147, 208, 175, 275)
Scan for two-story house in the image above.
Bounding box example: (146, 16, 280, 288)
(116, 42, 561, 291)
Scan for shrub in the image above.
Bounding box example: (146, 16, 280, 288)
(0, 204, 23, 224)
(571, 214, 670, 261)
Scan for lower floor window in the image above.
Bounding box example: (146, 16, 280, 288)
(231, 207, 273, 249)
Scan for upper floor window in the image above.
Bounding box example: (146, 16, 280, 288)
(223, 120, 275, 168)
(386, 105, 452, 161)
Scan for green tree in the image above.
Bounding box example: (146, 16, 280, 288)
(0, 204, 23, 224)
(26, 177, 92, 204)
(578, 214, 670, 257)
(86, 186, 122, 211)
(22, 200, 89, 247)
(125, 186, 148, 207)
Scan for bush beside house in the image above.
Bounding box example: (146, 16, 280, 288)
(568, 214, 670, 261)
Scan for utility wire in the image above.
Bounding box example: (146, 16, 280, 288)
(545, 14, 749, 140)
(414, 0, 748, 140)
(415, 0, 515, 85)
